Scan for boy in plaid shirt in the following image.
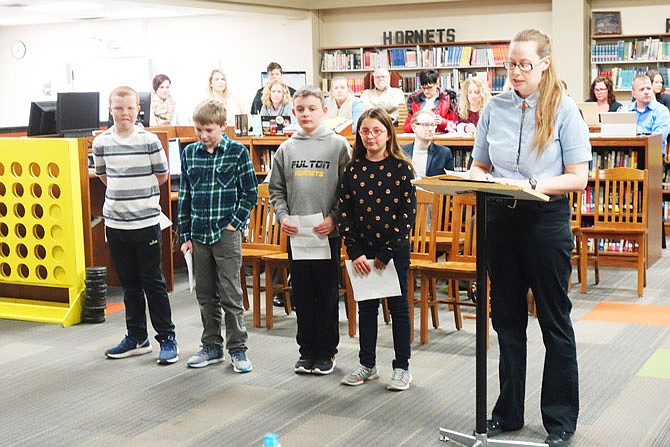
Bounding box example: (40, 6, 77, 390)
(178, 100, 258, 373)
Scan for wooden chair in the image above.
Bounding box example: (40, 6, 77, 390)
(407, 188, 439, 342)
(568, 190, 590, 292)
(241, 184, 284, 327)
(414, 194, 480, 344)
(578, 168, 648, 297)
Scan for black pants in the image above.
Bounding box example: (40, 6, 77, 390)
(288, 236, 341, 361)
(358, 255, 411, 370)
(486, 198, 578, 435)
(106, 224, 175, 342)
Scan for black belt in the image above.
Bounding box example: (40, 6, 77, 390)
(491, 194, 568, 209)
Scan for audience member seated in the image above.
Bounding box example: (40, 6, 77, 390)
(455, 77, 491, 135)
(586, 76, 622, 113)
(403, 69, 457, 134)
(325, 77, 365, 132)
(150, 74, 177, 126)
(647, 69, 670, 110)
(259, 79, 297, 132)
(359, 68, 405, 124)
(208, 69, 248, 126)
(401, 110, 454, 179)
(251, 62, 296, 115)
(623, 74, 670, 156)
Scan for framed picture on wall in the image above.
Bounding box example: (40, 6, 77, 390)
(592, 11, 622, 35)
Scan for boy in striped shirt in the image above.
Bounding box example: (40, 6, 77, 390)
(93, 86, 178, 365)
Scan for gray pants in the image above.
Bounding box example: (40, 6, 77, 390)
(193, 231, 248, 352)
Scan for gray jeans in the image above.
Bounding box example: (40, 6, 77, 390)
(193, 230, 247, 352)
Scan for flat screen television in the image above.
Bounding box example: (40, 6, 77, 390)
(56, 92, 100, 137)
(27, 101, 57, 136)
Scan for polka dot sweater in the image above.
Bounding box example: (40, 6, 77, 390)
(338, 156, 416, 264)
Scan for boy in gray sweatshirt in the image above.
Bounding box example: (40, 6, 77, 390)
(269, 86, 351, 375)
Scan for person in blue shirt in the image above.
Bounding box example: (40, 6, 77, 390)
(470, 29, 592, 447)
(623, 74, 670, 156)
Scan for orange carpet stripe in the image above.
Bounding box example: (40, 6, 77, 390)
(581, 302, 670, 326)
(105, 302, 125, 315)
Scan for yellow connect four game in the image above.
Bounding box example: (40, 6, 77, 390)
(0, 138, 86, 326)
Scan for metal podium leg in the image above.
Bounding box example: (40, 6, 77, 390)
(438, 192, 548, 447)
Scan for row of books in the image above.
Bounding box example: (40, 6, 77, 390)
(400, 69, 507, 93)
(663, 201, 670, 222)
(579, 184, 643, 215)
(452, 149, 472, 172)
(594, 67, 651, 90)
(320, 78, 367, 95)
(580, 238, 640, 253)
(589, 150, 639, 175)
(591, 38, 670, 63)
(321, 44, 509, 71)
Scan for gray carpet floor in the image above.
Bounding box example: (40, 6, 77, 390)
(1, 249, 669, 447)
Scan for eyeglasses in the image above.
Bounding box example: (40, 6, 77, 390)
(414, 122, 436, 128)
(593, 88, 608, 93)
(358, 128, 387, 137)
(421, 83, 436, 89)
(503, 59, 543, 72)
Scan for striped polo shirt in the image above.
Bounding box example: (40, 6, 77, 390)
(92, 125, 168, 230)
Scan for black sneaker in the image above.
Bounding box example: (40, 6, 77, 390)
(294, 357, 314, 374)
(312, 357, 336, 375)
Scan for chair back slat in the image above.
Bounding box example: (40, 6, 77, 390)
(594, 168, 647, 229)
(409, 188, 437, 261)
(448, 194, 477, 263)
(244, 184, 285, 251)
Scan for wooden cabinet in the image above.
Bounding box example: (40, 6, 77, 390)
(320, 40, 510, 95)
(584, 135, 663, 267)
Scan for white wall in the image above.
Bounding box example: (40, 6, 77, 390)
(0, 9, 314, 128)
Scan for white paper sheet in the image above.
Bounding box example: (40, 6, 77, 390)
(287, 213, 331, 260)
(183, 250, 194, 292)
(158, 212, 173, 230)
(345, 259, 401, 302)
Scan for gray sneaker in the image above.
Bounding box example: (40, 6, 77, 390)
(186, 345, 224, 368)
(230, 350, 253, 373)
(341, 364, 379, 386)
(387, 368, 412, 391)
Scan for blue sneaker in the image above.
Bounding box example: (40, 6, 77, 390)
(105, 335, 152, 359)
(230, 350, 253, 373)
(186, 345, 224, 368)
(157, 334, 179, 365)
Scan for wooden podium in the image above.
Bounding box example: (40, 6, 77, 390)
(413, 178, 550, 447)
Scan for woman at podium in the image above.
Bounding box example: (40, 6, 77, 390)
(469, 29, 592, 447)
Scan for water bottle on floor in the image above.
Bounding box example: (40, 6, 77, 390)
(263, 433, 280, 447)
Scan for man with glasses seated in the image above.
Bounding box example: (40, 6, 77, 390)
(403, 68, 457, 134)
(401, 110, 454, 179)
(360, 68, 406, 124)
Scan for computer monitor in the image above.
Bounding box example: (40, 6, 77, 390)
(168, 138, 182, 180)
(260, 71, 307, 91)
(56, 92, 100, 137)
(27, 101, 57, 136)
(137, 91, 151, 127)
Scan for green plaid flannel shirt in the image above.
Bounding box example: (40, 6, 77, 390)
(178, 134, 258, 245)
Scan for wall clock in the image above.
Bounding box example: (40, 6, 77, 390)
(11, 40, 26, 59)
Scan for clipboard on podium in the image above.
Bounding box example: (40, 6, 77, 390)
(412, 177, 550, 202)
(413, 177, 550, 447)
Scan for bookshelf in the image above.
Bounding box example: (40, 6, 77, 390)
(591, 33, 670, 98)
(581, 135, 663, 268)
(320, 39, 510, 95)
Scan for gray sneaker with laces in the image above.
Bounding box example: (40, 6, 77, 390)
(341, 364, 379, 386)
(230, 350, 253, 373)
(186, 345, 224, 368)
(387, 368, 412, 391)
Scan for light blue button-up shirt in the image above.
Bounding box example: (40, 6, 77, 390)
(473, 90, 592, 180)
(623, 99, 670, 155)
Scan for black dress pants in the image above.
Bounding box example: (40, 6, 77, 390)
(486, 198, 579, 435)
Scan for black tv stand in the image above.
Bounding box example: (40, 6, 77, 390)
(60, 129, 96, 138)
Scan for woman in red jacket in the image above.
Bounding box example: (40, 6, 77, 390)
(403, 69, 457, 133)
